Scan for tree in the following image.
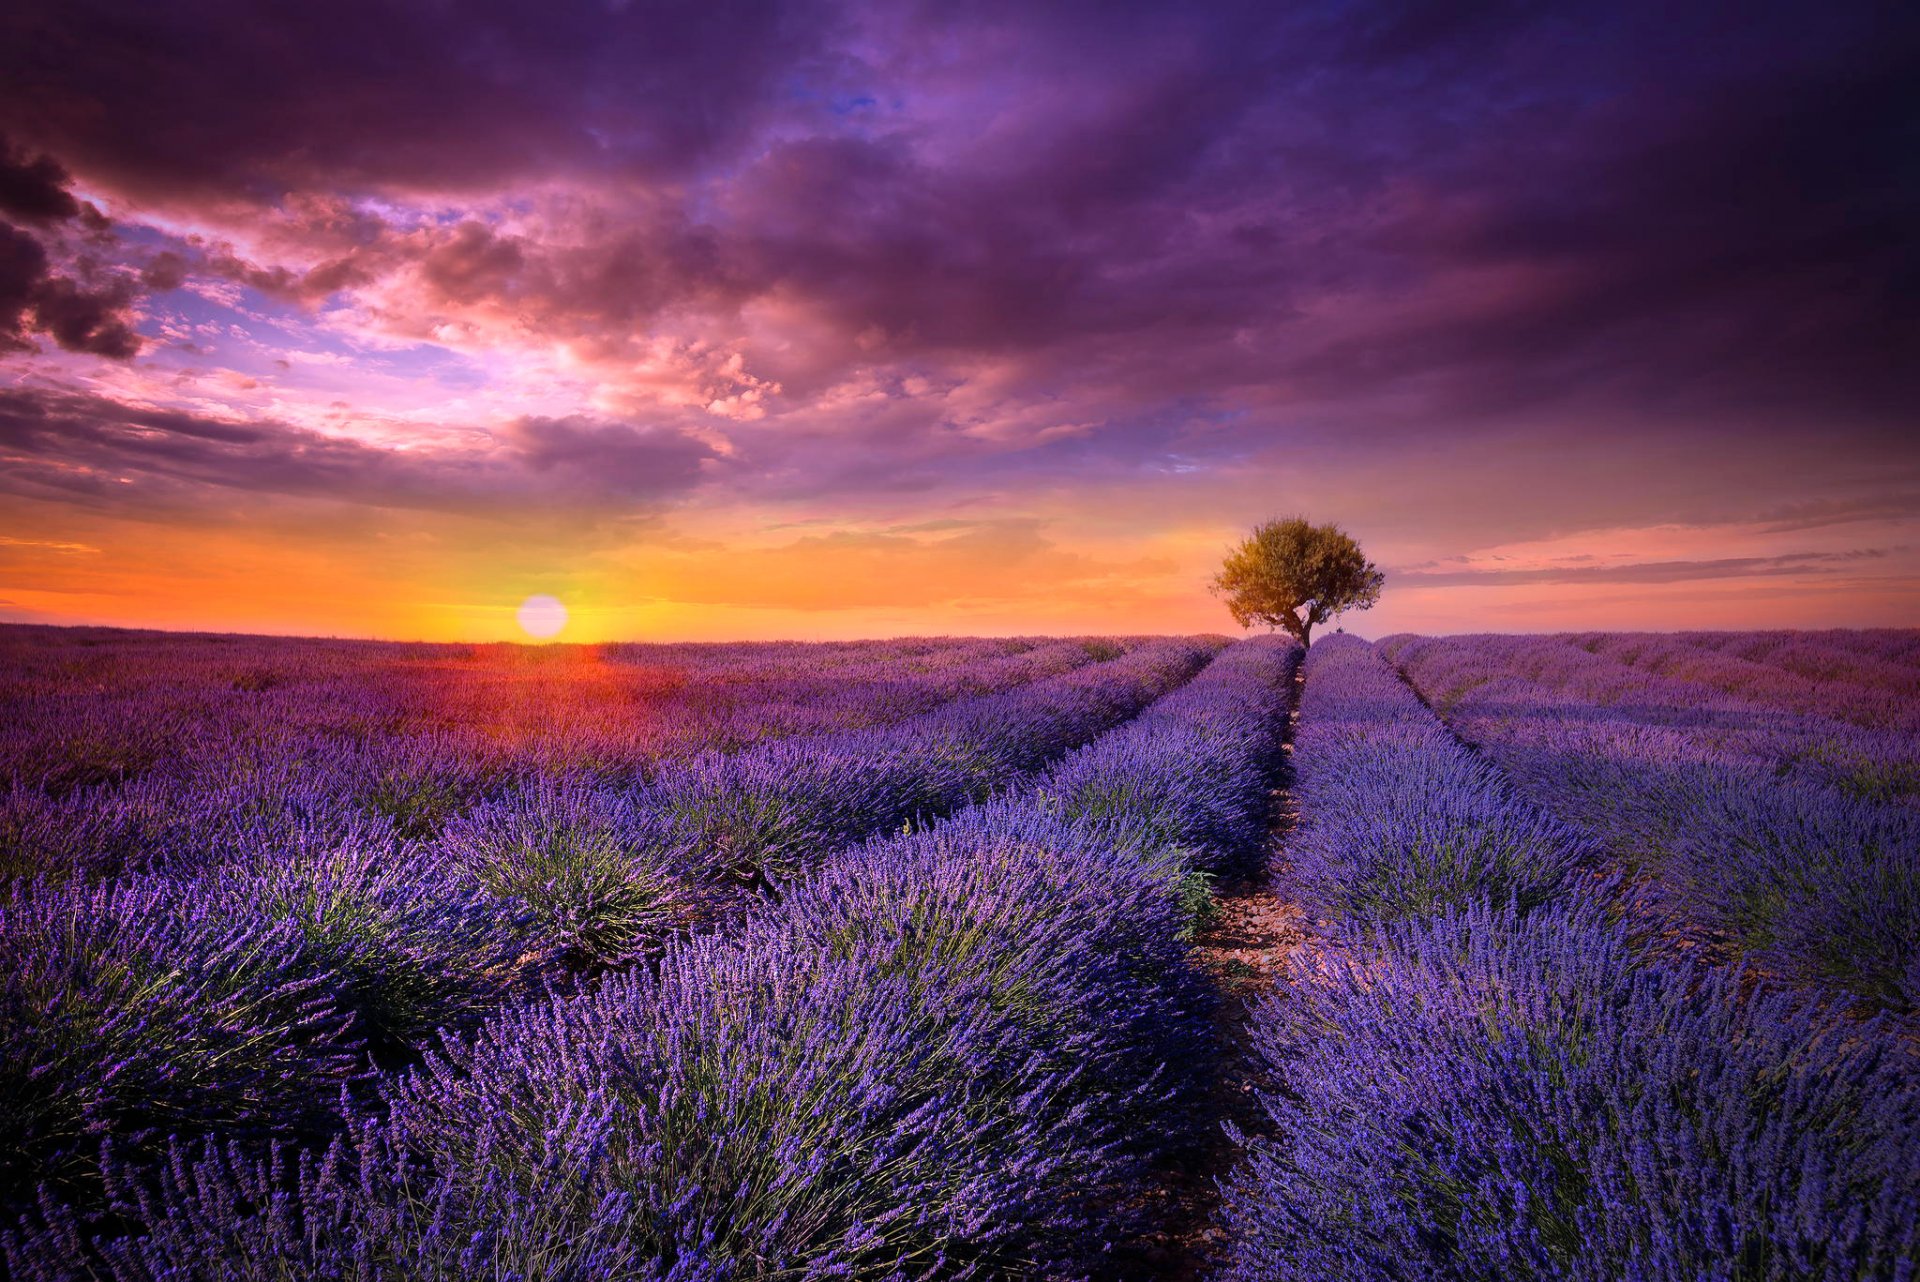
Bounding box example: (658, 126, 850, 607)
(1211, 517, 1384, 645)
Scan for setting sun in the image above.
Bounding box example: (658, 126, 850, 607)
(0, 3, 1916, 1274)
(0, 2, 1911, 641)
(515, 594, 568, 640)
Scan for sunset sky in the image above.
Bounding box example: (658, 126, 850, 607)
(2, 1, 1915, 641)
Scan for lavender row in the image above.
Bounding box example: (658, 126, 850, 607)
(1031, 632, 1300, 875)
(1387, 631, 1919, 805)
(1384, 632, 1920, 1013)
(1219, 900, 1920, 1280)
(1684, 627, 1920, 672)
(437, 635, 1222, 969)
(7, 637, 1303, 1278)
(1569, 630, 1920, 735)
(0, 638, 1219, 1219)
(0, 633, 1128, 883)
(1282, 634, 1589, 925)
(1699, 629, 1920, 701)
(1217, 636, 1920, 1280)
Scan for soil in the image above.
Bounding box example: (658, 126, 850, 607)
(1102, 672, 1315, 1280)
(1147, 867, 1313, 1280)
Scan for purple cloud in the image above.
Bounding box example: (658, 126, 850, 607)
(0, 388, 718, 515)
(0, 135, 147, 356)
(0, 135, 83, 225)
(1396, 550, 1894, 588)
(0, 0, 1914, 633)
(0, 1, 831, 201)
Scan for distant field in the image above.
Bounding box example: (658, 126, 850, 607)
(2, 627, 1916, 1278)
(0, 627, 1178, 877)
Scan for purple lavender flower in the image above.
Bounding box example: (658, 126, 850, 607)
(1286, 636, 1589, 925)
(439, 778, 701, 973)
(1218, 902, 1920, 1281)
(1384, 632, 1920, 1011)
(0, 875, 360, 1211)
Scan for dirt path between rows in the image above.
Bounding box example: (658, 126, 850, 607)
(1154, 870, 1313, 1279)
(1108, 671, 1314, 1280)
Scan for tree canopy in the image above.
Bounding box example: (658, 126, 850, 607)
(1211, 517, 1384, 644)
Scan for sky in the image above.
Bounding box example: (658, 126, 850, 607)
(1, 0, 1915, 642)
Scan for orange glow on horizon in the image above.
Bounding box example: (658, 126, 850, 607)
(3, 480, 1916, 643)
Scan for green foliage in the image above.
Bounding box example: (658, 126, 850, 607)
(443, 787, 693, 972)
(1175, 865, 1219, 941)
(1211, 516, 1383, 643)
(361, 770, 474, 840)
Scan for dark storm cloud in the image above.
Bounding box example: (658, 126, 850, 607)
(0, 220, 146, 359)
(0, 387, 719, 514)
(0, 0, 830, 200)
(27, 274, 141, 358)
(0, 135, 82, 225)
(1, 0, 1916, 513)
(1304, 20, 1920, 425)
(0, 224, 47, 353)
(0, 135, 147, 356)
(717, 0, 1918, 432)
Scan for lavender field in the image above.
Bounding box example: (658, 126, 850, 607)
(3, 625, 1918, 1279)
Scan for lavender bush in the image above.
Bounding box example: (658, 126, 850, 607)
(1384, 632, 1920, 1012)
(5, 1118, 661, 1282)
(1218, 902, 1920, 1281)
(439, 778, 700, 974)
(3, 634, 1297, 1278)
(1286, 635, 1589, 925)
(381, 893, 1150, 1276)
(0, 877, 360, 1211)
(202, 836, 541, 1059)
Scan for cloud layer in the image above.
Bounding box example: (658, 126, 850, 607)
(0, 0, 1916, 636)
(0, 138, 141, 357)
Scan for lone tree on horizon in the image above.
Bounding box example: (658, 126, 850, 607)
(1212, 517, 1384, 645)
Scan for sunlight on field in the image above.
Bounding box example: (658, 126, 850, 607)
(389, 644, 687, 754)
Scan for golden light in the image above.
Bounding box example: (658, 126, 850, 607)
(516, 594, 568, 639)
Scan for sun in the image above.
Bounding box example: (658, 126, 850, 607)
(516, 594, 568, 639)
